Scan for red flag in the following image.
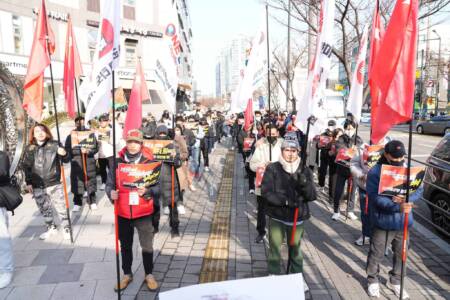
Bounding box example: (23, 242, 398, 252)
(123, 60, 150, 138)
(22, 0, 54, 122)
(368, 0, 385, 138)
(63, 15, 83, 119)
(370, 0, 418, 144)
(244, 98, 254, 131)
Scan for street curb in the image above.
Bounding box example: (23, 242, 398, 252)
(413, 221, 450, 255)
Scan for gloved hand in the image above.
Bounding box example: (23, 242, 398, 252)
(287, 197, 300, 208)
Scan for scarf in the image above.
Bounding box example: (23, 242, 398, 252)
(124, 151, 142, 164)
(279, 155, 301, 174)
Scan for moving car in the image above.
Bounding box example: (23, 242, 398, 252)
(423, 133, 450, 236)
(416, 115, 450, 135)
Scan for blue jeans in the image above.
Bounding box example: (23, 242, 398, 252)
(189, 147, 200, 177)
(359, 188, 372, 237)
(0, 207, 13, 273)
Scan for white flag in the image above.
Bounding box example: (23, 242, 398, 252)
(232, 11, 267, 113)
(346, 25, 369, 123)
(80, 0, 120, 122)
(154, 1, 180, 114)
(295, 0, 335, 138)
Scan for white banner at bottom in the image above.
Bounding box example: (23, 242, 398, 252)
(159, 273, 305, 300)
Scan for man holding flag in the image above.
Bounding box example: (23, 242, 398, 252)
(366, 0, 420, 298)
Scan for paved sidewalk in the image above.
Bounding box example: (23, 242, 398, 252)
(2, 139, 449, 300)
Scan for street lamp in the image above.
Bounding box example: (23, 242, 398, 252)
(432, 29, 441, 115)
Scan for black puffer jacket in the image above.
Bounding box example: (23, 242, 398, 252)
(0, 151, 10, 186)
(23, 140, 69, 188)
(65, 130, 98, 195)
(261, 161, 316, 222)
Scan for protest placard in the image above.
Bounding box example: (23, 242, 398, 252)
(378, 165, 425, 196)
(71, 130, 96, 150)
(117, 162, 162, 189)
(363, 144, 384, 169)
(255, 166, 266, 188)
(243, 137, 255, 152)
(143, 139, 176, 161)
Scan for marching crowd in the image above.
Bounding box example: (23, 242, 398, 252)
(0, 108, 421, 298)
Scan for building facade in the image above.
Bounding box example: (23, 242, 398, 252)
(215, 35, 249, 100)
(0, 0, 193, 119)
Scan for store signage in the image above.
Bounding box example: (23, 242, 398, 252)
(32, 8, 68, 22)
(86, 20, 163, 38)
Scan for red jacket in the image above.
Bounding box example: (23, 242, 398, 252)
(115, 147, 160, 219)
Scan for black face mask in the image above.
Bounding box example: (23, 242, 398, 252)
(76, 125, 85, 131)
(389, 159, 405, 167)
(267, 136, 277, 144)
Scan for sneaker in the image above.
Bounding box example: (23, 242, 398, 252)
(386, 280, 410, 299)
(204, 166, 210, 172)
(100, 183, 105, 191)
(189, 184, 197, 192)
(39, 225, 58, 240)
(72, 205, 81, 213)
(347, 212, 358, 220)
(331, 212, 341, 221)
(178, 204, 186, 215)
(355, 236, 370, 246)
(145, 274, 159, 291)
(368, 282, 380, 298)
(62, 227, 71, 240)
(0, 272, 13, 289)
(249, 189, 255, 195)
(254, 234, 265, 244)
(163, 206, 170, 215)
(90, 203, 98, 211)
(114, 274, 133, 292)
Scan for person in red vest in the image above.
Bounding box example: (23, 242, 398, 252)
(106, 129, 160, 292)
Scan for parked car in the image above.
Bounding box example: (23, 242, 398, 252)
(416, 115, 450, 135)
(360, 113, 371, 123)
(423, 133, 450, 235)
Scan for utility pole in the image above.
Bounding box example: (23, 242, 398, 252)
(286, 0, 291, 112)
(432, 29, 441, 115)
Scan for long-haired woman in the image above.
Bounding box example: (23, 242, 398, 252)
(23, 124, 70, 240)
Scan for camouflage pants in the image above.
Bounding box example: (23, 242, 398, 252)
(33, 185, 69, 228)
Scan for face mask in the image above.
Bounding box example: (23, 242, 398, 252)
(267, 136, 277, 144)
(389, 159, 405, 167)
(345, 130, 355, 136)
(328, 126, 336, 131)
(175, 131, 181, 136)
(255, 116, 261, 122)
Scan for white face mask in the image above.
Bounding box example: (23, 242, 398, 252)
(345, 130, 355, 136)
(255, 116, 261, 122)
(328, 126, 336, 131)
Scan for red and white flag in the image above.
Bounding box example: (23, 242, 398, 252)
(22, 0, 55, 122)
(346, 25, 369, 123)
(63, 15, 83, 119)
(80, 0, 120, 122)
(123, 60, 150, 138)
(370, 0, 418, 143)
(369, 0, 385, 138)
(295, 0, 336, 138)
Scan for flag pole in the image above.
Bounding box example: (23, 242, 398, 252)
(286, 0, 292, 112)
(74, 79, 81, 117)
(111, 71, 121, 300)
(266, 3, 272, 161)
(43, 8, 74, 244)
(399, 91, 414, 300)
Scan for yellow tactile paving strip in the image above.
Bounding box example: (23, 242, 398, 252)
(199, 151, 235, 283)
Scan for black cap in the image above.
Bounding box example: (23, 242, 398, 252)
(328, 120, 336, 126)
(99, 114, 109, 121)
(384, 140, 406, 159)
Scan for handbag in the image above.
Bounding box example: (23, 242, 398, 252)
(0, 176, 23, 214)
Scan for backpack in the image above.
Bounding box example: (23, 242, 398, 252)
(0, 175, 23, 215)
